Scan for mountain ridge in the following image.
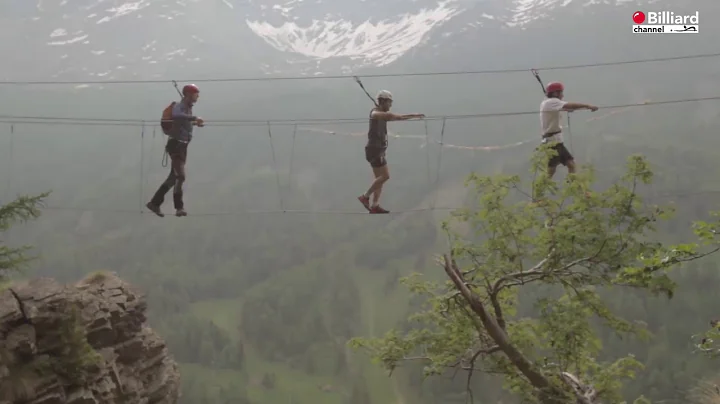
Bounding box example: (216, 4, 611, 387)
(2, 0, 708, 83)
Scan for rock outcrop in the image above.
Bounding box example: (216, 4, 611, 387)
(0, 272, 180, 403)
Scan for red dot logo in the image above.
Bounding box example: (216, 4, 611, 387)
(632, 11, 645, 24)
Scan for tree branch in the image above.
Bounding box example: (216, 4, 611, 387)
(560, 372, 600, 404)
(442, 255, 557, 396)
(491, 257, 548, 295)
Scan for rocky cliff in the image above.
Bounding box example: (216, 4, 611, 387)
(0, 272, 180, 403)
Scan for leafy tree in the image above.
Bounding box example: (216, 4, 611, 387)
(350, 153, 720, 404)
(0, 193, 48, 284)
(694, 318, 720, 359)
(1, 192, 58, 402)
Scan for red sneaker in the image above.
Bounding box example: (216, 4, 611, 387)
(358, 195, 370, 211)
(369, 205, 389, 214)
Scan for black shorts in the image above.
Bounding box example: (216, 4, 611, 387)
(548, 142, 573, 168)
(365, 146, 387, 168)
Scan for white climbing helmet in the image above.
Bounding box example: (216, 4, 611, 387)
(377, 90, 393, 101)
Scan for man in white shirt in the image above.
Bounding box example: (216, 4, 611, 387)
(539, 82, 598, 178)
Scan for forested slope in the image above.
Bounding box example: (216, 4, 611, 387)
(2, 62, 720, 403)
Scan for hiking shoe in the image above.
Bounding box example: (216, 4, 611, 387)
(369, 205, 389, 214)
(146, 202, 164, 217)
(357, 195, 370, 211)
(176, 209, 187, 217)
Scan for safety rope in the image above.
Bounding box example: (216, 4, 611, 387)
(146, 126, 156, 199)
(171, 80, 183, 97)
(267, 121, 285, 212)
(5, 51, 717, 86)
(139, 122, 145, 213)
(424, 120, 432, 192)
(5, 125, 13, 198)
(531, 69, 546, 94)
(353, 76, 379, 107)
(0, 96, 715, 126)
(566, 113, 573, 153)
(431, 118, 446, 209)
(34, 186, 720, 216)
(288, 124, 297, 196)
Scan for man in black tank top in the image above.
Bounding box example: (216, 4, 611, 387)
(358, 90, 425, 214)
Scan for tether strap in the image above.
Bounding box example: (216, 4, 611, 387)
(171, 80, 183, 97)
(531, 69, 545, 94)
(353, 76, 379, 107)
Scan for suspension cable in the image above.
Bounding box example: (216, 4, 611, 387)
(5, 125, 14, 199)
(267, 121, 285, 212)
(139, 122, 145, 213)
(146, 126, 156, 199)
(288, 124, 298, 198)
(2, 51, 718, 85)
(424, 120, 432, 192)
(0, 95, 716, 127)
(431, 118, 447, 209)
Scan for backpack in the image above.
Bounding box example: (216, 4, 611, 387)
(160, 102, 176, 135)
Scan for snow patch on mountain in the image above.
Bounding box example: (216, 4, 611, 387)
(245, 1, 463, 66)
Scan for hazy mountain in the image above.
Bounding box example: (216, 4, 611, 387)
(0, 0, 715, 83)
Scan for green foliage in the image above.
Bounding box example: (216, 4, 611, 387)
(0, 193, 48, 281)
(9, 111, 720, 403)
(351, 153, 720, 403)
(694, 319, 720, 359)
(51, 304, 102, 386)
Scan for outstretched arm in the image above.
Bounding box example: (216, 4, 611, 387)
(371, 111, 425, 121)
(562, 102, 598, 112)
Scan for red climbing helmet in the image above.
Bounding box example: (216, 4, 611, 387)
(545, 82, 564, 95)
(182, 84, 200, 96)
